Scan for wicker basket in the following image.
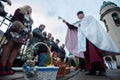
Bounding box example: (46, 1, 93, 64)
(23, 42, 59, 80)
(37, 67, 59, 80)
(53, 61, 68, 77)
(24, 66, 59, 80)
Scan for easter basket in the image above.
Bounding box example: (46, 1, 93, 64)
(24, 66, 59, 80)
(22, 42, 59, 80)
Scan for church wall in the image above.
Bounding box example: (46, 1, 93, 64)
(102, 11, 120, 49)
(100, 3, 120, 67)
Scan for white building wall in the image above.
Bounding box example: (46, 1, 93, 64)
(100, 3, 120, 67)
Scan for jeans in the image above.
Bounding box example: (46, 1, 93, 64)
(38, 53, 47, 66)
(107, 61, 113, 69)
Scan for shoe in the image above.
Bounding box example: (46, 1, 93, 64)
(6, 70, 14, 75)
(5, 61, 15, 75)
(0, 67, 8, 75)
(85, 71, 96, 75)
(0, 62, 8, 75)
(98, 71, 106, 76)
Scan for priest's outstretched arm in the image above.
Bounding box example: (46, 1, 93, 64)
(58, 16, 77, 30)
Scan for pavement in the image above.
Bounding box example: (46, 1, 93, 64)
(0, 68, 120, 80)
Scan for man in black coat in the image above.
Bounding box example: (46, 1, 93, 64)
(59, 44, 66, 61)
(29, 24, 45, 45)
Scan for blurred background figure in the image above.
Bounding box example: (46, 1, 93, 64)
(29, 24, 45, 45)
(78, 57, 86, 71)
(105, 56, 113, 70)
(59, 44, 66, 62)
(0, 0, 12, 17)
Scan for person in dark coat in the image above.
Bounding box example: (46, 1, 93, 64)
(59, 44, 66, 61)
(29, 24, 45, 45)
(51, 39, 60, 53)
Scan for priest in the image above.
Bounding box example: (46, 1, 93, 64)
(61, 11, 120, 76)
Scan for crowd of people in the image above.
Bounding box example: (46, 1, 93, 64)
(0, 0, 120, 77)
(29, 24, 66, 66)
(0, 0, 66, 75)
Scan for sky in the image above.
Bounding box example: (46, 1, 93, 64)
(0, 0, 120, 56)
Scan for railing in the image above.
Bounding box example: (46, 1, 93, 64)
(0, 14, 12, 53)
(0, 14, 12, 27)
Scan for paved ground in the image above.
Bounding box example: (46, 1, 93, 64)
(0, 69, 120, 80)
(106, 69, 120, 80)
(57, 69, 117, 80)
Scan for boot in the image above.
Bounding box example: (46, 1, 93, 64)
(98, 71, 106, 76)
(5, 61, 14, 75)
(85, 70, 96, 76)
(0, 62, 8, 75)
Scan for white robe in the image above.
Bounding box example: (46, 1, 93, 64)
(76, 16, 120, 54)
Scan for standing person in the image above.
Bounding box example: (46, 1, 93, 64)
(0, 5, 33, 75)
(62, 11, 120, 76)
(59, 44, 66, 61)
(78, 57, 86, 71)
(69, 54, 77, 67)
(46, 34, 53, 48)
(29, 24, 46, 61)
(42, 31, 47, 42)
(47, 33, 52, 41)
(105, 56, 113, 70)
(47, 38, 60, 63)
(51, 39, 60, 56)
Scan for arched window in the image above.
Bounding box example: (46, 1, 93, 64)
(104, 20, 109, 32)
(112, 13, 120, 26)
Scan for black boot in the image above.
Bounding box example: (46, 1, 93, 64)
(98, 71, 106, 76)
(85, 70, 96, 76)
